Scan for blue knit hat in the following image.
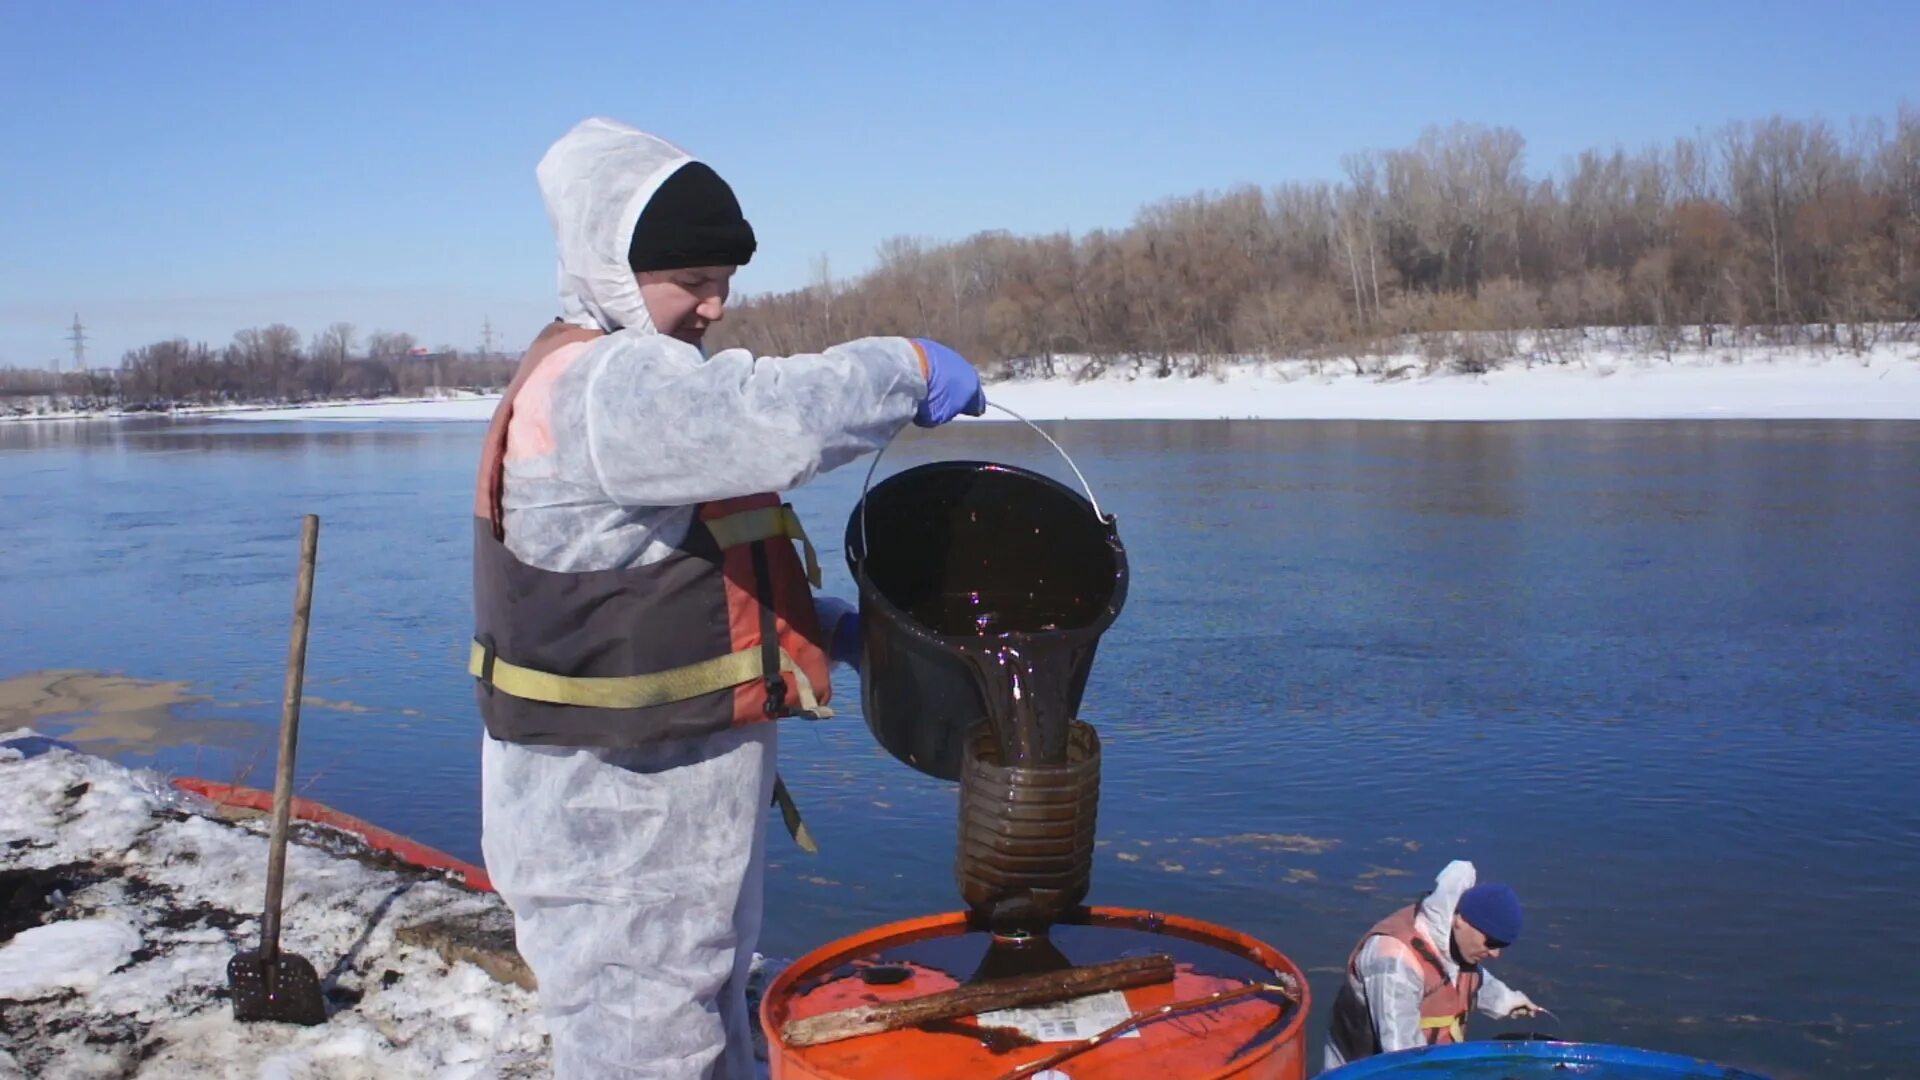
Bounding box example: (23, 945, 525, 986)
(1458, 883, 1523, 946)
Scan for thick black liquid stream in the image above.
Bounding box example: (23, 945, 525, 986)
(906, 592, 1094, 766)
(851, 463, 1127, 929)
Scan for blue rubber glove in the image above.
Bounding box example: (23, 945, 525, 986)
(830, 610, 862, 671)
(816, 596, 862, 672)
(911, 339, 987, 428)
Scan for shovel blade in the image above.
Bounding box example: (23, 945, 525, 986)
(228, 949, 328, 1026)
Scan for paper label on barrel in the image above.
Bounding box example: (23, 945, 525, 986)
(978, 990, 1142, 1043)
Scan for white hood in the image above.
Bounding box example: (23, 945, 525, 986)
(1416, 858, 1477, 967)
(535, 117, 696, 333)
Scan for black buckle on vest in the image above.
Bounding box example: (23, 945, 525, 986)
(762, 674, 787, 718)
(477, 636, 498, 694)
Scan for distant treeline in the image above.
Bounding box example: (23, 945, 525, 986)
(715, 107, 1920, 375)
(0, 324, 517, 409)
(8, 106, 1918, 410)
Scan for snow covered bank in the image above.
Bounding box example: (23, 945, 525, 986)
(992, 348, 1920, 421)
(0, 391, 497, 425)
(222, 396, 502, 423)
(219, 347, 1920, 423)
(0, 731, 547, 1078)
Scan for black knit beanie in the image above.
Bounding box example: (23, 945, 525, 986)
(627, 161, 757, 271)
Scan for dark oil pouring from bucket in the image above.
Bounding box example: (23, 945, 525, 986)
(849, 461, 1126, 946)
(837, 459, 1303, 1063)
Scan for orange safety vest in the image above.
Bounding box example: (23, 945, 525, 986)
(1327, 903, 1483, 1059)
(470, 330, 833, 747)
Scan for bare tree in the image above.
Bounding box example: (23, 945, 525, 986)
(707, 105, 1919, 374)
(307, 322, 357, 396)
(366, 331, 418, 364)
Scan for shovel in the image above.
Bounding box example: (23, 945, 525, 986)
(227, 514, 328, 1026)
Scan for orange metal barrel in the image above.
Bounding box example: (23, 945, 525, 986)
(762, 907, 1309, 1080)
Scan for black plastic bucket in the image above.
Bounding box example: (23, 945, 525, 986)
(845, 459, 1127, 781)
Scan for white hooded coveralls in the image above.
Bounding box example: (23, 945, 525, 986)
(481, 118, 927, 1080)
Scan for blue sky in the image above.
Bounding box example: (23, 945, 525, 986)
(2, 1, 1915, 367)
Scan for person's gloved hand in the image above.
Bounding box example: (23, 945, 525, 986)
(911, 339, 987, 427)
(815, 596, 862, 672)
(830, 610, 862, 671)
(1504, 994, 1543, 1020)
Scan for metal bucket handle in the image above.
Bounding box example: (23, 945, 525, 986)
(858, 402, 1106, 561)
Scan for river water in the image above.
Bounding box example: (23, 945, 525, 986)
(2, 416, 1915, 1077)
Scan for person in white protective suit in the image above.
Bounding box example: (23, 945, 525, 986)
(470, 117, 987, 1080)
(1322, 860, 1545, 1071)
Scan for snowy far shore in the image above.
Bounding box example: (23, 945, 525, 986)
(7, 344, 1917, 426)
(0, 391, 497, 426)
(216, 344, 1920, 424)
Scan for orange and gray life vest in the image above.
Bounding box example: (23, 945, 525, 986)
(469, 323, 835, 748)
(1327, 903, 1484, 1060)
(472, 494, 834, 747)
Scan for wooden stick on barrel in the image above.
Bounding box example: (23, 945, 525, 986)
(780, 954, 1176, 1049)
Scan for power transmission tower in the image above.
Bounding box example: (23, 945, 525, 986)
(57, 314, 87, 408)
(480, 317, 497, 361)
(67, 314, 87, 372)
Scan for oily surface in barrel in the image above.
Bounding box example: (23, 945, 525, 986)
(766, 912, 1306, 1080)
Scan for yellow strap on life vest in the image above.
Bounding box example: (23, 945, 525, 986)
(702, 505, 823, 588)
(1419, 1015, 1465, 1042)
(470, 641, 833, 719)
(782, 648, 830, 719)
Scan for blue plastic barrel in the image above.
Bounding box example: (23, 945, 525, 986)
(1319, 1041, 1772, 1079)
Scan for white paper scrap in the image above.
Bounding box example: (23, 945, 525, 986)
(977, 990, 1142, 1043)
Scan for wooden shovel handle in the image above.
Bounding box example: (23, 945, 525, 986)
(260, 514, 319, 959)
